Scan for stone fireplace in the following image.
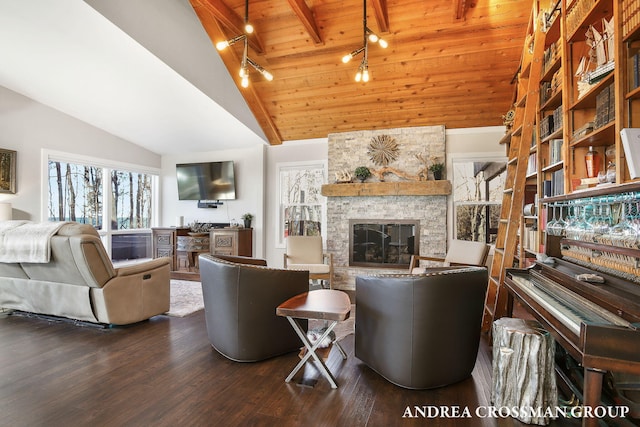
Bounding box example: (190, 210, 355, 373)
(350, 219, 419, 268)
(324, 125, 449, 290)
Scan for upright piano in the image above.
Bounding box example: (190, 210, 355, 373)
(504, 254, 640, 426)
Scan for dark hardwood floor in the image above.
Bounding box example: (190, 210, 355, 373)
(0, 310, 576, 427)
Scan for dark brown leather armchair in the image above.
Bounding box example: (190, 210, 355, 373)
(198, 254, 309, 362)
(355, 266, 488, 389)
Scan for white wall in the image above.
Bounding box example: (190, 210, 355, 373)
(160, 146, 266, 258)
(446, 126, 507, 157)
(85, 0, 266, 142)
(0, 85, 161, 220)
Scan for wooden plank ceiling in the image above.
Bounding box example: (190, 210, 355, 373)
(190, 0, 533, 145)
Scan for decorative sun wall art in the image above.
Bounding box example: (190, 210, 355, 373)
(367, 134, 399, 166)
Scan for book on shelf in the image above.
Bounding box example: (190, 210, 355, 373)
(540, 81, 552, 105)
(622, 0, 639, 38)
(587, 61, 614, 85)
(544, 169, 564, 198)
(594, 83, 615, 129)
(527, 153, 537, 176)
(552, 169, 564, 196)
(573, 121, 594, 139)
(553, 105, 563, 131)
(522, 225, 538, 254)
(540, 114, 554, 139)
(620, 128, 640, 179)
(549, 139, 563, 164)
(632, 52, 640, 91)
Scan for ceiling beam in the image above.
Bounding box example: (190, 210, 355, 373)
(454, 0, 468, 20)
(370, 0, 389, 33)
(192, 0, 265, 54)
(287, 0, 323, 45)
(190, 0, 282, 145)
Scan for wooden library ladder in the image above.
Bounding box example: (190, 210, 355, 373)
(481, 16, 546, 336)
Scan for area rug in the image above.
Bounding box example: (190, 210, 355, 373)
(309, 304, 355, 342)
(165, 280, 204, 317)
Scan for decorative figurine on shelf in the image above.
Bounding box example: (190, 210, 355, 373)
(334, 169, 353, 183)
(502, 108, 516, 131)
(354, 166, 372, 182)
(241, 213, 253, 229)
(187, 220, 210, 236)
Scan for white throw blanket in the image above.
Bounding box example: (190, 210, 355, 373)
(0, 220, 68, 263)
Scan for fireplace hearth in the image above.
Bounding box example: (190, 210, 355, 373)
(349, 220, 419, 268)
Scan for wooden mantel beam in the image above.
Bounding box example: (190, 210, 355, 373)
(192, 0, 265, 54)
(287, 0, 323, 45)
(370, 0, 389, 33)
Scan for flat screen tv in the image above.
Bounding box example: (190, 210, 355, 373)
(176, 161, 236, 200)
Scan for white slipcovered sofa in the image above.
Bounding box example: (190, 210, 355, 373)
(0, 221, 170, 325)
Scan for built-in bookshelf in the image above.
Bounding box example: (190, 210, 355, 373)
(498, 0, 640, 257)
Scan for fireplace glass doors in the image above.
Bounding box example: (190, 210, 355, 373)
(349, 220, 419, 268)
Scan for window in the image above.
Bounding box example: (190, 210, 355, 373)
(110, 169, 153, 230)
(276, 161, 327, 248)
(47, 162, 103, 227)
(45, 151, 159, 261)
(453, 159, 506, 243)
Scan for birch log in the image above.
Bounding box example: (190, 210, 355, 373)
(491, 318, 558, 425)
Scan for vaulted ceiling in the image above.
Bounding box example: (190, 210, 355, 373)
(190, 0, 533, 145)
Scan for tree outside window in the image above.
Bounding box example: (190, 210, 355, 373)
(277, 162, 327, 248)
(47, 158, 157, 261)
(110, 169, 153, 230)
(453, 159, 506, 243)
(48, 161, 103, 227)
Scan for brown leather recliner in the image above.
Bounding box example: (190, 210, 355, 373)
(355, 266, 488, 389)
(198, 254, 309, 362)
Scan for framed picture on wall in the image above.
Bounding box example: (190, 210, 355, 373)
(0, 148, 16, 194)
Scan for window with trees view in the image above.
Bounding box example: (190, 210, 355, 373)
(453, 159, 506, 243)
(277, 161, 327, 248)
(47, 155, 157, 261)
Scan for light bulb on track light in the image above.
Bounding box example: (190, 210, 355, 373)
(341, 1, 388, 83)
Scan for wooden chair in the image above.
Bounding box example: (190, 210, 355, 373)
(284, 235, 333, 289)
(409, 239, 489, 273)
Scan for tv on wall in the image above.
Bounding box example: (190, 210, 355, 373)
(176, 161, 236, 200)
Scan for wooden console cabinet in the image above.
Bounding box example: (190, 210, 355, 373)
(210, 228, 253, 257)
(152, 226, 253, 280)
(152, 227, 178, 270)
(152, 227, 196, 279)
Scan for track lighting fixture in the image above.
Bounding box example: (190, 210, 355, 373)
(216, 0, 272, 87)
(342, 0, 387, 83)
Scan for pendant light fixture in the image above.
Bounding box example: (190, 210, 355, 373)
(341, 0, 388, 82)
(215, 0, 272, 88)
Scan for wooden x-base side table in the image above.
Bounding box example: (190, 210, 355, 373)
(276, 289, 351, 389)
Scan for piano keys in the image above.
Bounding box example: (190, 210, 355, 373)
(509, 270, 632, 337)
